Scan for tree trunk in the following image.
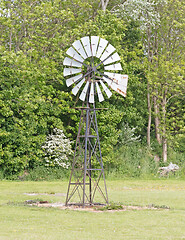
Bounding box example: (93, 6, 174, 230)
(153, 95, 161, 144)
(162, 137, 167, 162)
(162, 88, 167, 162)
(147, 85, 151, 147)
(146, 23, 152, 148)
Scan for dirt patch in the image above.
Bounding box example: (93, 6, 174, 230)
(25, 201, 169, 212)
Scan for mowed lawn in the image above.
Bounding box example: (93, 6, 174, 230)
(0, 180, 185, 240)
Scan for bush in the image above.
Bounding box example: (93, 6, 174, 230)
(42, 128, 73, 168)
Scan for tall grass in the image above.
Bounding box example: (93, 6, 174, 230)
(105, 144, 185, 179)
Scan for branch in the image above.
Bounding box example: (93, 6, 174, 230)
(166, 93, 185, 104)
(100, 0, 110, 11)
(110, 0, 127, 12)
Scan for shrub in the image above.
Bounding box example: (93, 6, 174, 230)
(42, 128, 73, 168)
(106, 144, 158, 179)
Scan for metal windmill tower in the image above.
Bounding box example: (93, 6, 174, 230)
(63, 36, 128, 207)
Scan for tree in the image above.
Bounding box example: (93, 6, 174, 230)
(115, 0, 185, 161)
(0, 0, 75, 174)
(147, 0, 185, 161)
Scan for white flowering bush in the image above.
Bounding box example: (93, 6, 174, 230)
(42, 128, 73, 168)
(119, 123, 141, 145)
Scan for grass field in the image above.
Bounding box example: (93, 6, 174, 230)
(0, 179, 185, 239)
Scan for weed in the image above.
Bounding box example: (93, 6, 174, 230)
(95, 202, 123, 211)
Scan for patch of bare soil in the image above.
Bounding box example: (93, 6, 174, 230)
(25, 201, 169, 212)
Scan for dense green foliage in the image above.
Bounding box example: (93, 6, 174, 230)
(0, 0, 184, 178)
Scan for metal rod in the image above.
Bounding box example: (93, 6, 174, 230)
(93, 103, 109, 204)
(83, 84, 90, 207)
(65, 104, 84, 206)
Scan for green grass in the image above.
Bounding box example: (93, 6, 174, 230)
(0, 180, 185, 239)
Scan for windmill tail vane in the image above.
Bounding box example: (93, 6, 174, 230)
(63, 36, 128, 207)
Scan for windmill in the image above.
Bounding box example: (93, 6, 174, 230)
(63, 36, 128, 207)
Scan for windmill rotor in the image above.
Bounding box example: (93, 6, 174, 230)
(63, 36, 128, 104)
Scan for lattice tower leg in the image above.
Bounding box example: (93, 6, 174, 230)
(65, 103, 108, 207)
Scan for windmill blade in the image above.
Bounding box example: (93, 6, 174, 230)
(104, 72, 121, 83)
(81, 36, 92, 57)
(91, 36, 99, 57)
(66, 47, 84, 62)
(96, 82, 104, 102)
(96, 38, 108, 58)
(72, 78, 85, 96)
(103, 73, 128, 97)
(104, 63, 122, 71)
(72, 40, 88, 59)
(102, 76, 111, 85)
(103, 52, 121, 65)
(63, 57, 82, 68)
(79, 82, 89, 101)
(117, 75, 128, 96)
(119, 75, 128, 87)
(100, 44, 116, 62)
(104, 72, 128, 86)
(116, 85, 127, 97)
(63, 68, 82, 77)
(103, 76, 118, 91)
(89, 82, 94, 103)
(66, 74, 83, 87)
(100, 80, 112, 98)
